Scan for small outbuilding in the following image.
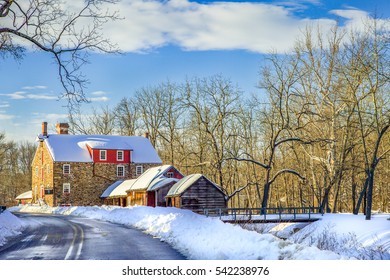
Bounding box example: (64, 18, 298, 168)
(15, 190, 32, 205)
(101, 179, 137, 206)
(126, 165, 184, 207)
(166, 174, 227, 213)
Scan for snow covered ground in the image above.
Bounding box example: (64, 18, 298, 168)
(0, 210, 27, 246)
(2, 205, 389, 260)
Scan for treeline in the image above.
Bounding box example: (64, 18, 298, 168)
(70, 23, 390, 218)
(2, 22, 389, 217)
(0, 133, 35, 206)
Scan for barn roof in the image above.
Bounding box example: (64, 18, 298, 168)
(128, 165, 177, 191)
(15, 190, 32, 200)
(166, 174, 224, 197)
(40, 134, 162, 163)
(100, 180, 124, 198)
(101, 179, 137, 198)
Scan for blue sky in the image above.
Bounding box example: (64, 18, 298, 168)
(1, 0, 389, 141)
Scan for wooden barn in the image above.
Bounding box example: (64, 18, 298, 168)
(166, 174, 227, 213)
(126, 165, 184, 207)
(101, 179, 136, 206)
(15, 190, 32, 205)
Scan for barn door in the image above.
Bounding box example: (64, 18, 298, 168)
(147, 191, 156, 207)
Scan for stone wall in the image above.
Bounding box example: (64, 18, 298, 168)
(31, 141, 54, 204)
(52, 162, 161, 206)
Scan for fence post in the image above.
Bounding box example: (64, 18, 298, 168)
(294, 208, 296, 220)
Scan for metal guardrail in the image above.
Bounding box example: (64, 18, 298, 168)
(0, 205, 6, 214)
(203, 206, 323, 221)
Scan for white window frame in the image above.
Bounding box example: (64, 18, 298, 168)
(136, 165, 143, 176)
(117, 150, 124, 161)
(117, 165, 125, 177)
(100, 150, 107, 161)
(63, 164, 70, 175)
(63, 183, 70, 194)
(35, 167, 39, 176)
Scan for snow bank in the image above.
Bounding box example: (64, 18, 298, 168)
(0, 211, 26, 246)
(14, 205, 343, 260)
(242, 213, 390, 260)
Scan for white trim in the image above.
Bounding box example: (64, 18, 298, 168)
(100, 150, 107, 161)
(117, 150, 124, 161)
(136, 165, 143, 176)
(117, 165, 125, 177)
(63, 164, 70, 175)
(63, 183, 70, 193)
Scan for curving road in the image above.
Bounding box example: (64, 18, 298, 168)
(0, 213, 185, 260)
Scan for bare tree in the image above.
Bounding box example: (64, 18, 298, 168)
(0, 0, 120, 106)
(114, 97, 140, 136)
(182, 76, 242, 191)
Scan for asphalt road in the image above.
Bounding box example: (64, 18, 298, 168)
(0, 213, 185, 260)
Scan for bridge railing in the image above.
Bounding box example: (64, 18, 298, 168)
(203, 206, 323, 221)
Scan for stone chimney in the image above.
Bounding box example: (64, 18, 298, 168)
(56, 123, 69, 134)
(42, 122, 48, 137)
(143, 132, 149, 139)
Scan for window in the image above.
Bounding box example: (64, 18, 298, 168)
(63, 183, 70, 194)
(166, 172, 174, 178)
(35, 167, 39, 176)
(136, 165, 143, 176)
(44, 188, 53, 195)
(100, 150, 107, 161)
(117, 150, 124, 161)
(117, 165, 125, 177)
(63, 164, 70, 175)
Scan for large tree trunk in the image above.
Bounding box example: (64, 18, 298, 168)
(365, 168, 375, 220)
(354, 176, 368, 215)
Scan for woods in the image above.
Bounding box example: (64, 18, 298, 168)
(1, 20, 389, 219)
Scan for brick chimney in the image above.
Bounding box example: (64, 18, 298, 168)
(56, 123, 69, 134)
(42, 122, 48, 137)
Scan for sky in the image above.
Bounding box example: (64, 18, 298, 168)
(1, 0, 389, 141)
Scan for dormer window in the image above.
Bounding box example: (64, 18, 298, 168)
(100, 150, 107, 161)
(117, 150, 124, 161)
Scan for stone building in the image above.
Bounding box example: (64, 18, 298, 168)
(31, 122, 162, 206)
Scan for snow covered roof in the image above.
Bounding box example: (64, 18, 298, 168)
(166, 174, 223, 197)
(15, 191, 32, 200)
(100, 180, 124, 198)
(101, 179, 138, 198)
(128, 165, 175, 191)
(42, 134, 162, 163)
(147, 177, 179, 191)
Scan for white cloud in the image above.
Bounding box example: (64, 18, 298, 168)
(0, 91, 56, 100)
(3, 0, 385, 54)
(22, 85, 48, 90)
(26, 94, 57, 100)
(90, 91, 109, 96)
(0, 91, 27, 99)
(89, 96, 110, 102)
(100, 0, 372, 53)
(0, 113, 15, 120)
